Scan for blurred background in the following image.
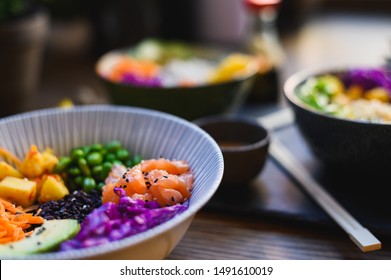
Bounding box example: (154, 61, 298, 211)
(1, 0, 391, 116)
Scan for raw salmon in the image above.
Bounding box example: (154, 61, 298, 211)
(102, 158, 193, 207)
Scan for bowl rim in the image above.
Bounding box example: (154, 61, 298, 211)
(0, 104, 224, 259)
(95, 46, 259, 90)
(283, 64, 391, 127)
(193, 115, 270, 152)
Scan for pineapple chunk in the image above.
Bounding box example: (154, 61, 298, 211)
(19, 145, 45, 179)
(0, 176, 37, 207)
(0, 162, 23, 180)
(42, 150, 59, 173)
(38, 175, 69, 203)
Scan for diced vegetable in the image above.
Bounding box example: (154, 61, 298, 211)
(0, 162, 23, 180)
(38, 175, 69, 203)
(0, 177, 37, 207)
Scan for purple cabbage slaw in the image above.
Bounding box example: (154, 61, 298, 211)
(343, 67, 391, 94)
(60, 188, 188, 251)
(121, 73, 162, 87)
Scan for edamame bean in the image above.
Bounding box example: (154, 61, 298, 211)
(105, 153, 116, 162)
(92, 165, 103, 175)
(54, 156, 71, 173)
(97, 182, 105, 191)
(71, 149, 84, 160)
(104, 140, 122, 152)
(74, 176, 84, 186)
(124, 159, 133, 167)
(78, 158, 91, 176)
(116, 148, 130, 161)
(82, 177, 96, 193)
(112, 160, 123, 166)
(133, 155, 143, 165)
(86, 152, 103, 166)
(68, 166, 81, 177)
(90, 144, 103, 152)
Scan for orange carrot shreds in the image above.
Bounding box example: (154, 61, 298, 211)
(0, 147, 22, 168)
(0, 197, 44, 244)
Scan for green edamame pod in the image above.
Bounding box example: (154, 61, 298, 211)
(78, 158, 91, 176)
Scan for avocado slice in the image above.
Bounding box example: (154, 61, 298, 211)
(0, 219, 80, 256)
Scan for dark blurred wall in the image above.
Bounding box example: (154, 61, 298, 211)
(44, 0, 391, 58)
(87, 0, 197, 57)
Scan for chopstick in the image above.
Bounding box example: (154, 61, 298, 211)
(257, 107, 294, 130)
(269, 138, 381, 252)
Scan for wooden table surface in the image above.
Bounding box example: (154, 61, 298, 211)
(32, 11, 391, 260)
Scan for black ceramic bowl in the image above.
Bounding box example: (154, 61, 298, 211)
(96, 47, 257, 121)
(284, 66, 391, 172)
(194, 115, 270, 185)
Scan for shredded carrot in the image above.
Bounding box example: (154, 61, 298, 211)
(0, 197, 44, 244)
(0, 147, 22, 169)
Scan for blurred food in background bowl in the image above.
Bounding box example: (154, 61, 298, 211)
(0, 105, 223, 259)
(96, 38, 258, 120)
(194, 115, 269, 185)
(284, 65, 391, 172)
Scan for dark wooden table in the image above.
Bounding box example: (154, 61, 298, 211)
(32, 11, 391, 260)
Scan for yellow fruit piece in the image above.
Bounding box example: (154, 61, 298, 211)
(209, 53, 254, 84)
(0, 176, 37, 207)
(19, 145, 45, 179)
(0, 162, 23, 180)
(364, 87, 389, 103)
(38, 175, 69, 203)
(346, 85, 363, 100)
(42, 151, 59, 173)
(321, 75, 345, 95)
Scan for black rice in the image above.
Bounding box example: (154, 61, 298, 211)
(37, 190, 102, 223)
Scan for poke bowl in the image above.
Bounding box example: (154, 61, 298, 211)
(96, 39, 258, 120)
(284, 65, 391, 173)
(0, 105, 224, 259)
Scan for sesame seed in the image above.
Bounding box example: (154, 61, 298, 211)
(154, 178, 158, 183)
(171, 196, 175, 202)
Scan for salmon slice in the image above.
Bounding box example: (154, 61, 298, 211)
(102, 158, 194, 206)
(102, 183, 120, 204)
(140, 158, 190, 174)
(146, 169, 191, 206)
(148, 184, 183, 206)
(102, 165, 147, 203)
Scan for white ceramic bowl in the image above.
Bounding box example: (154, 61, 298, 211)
(0, 105, 224, 259)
